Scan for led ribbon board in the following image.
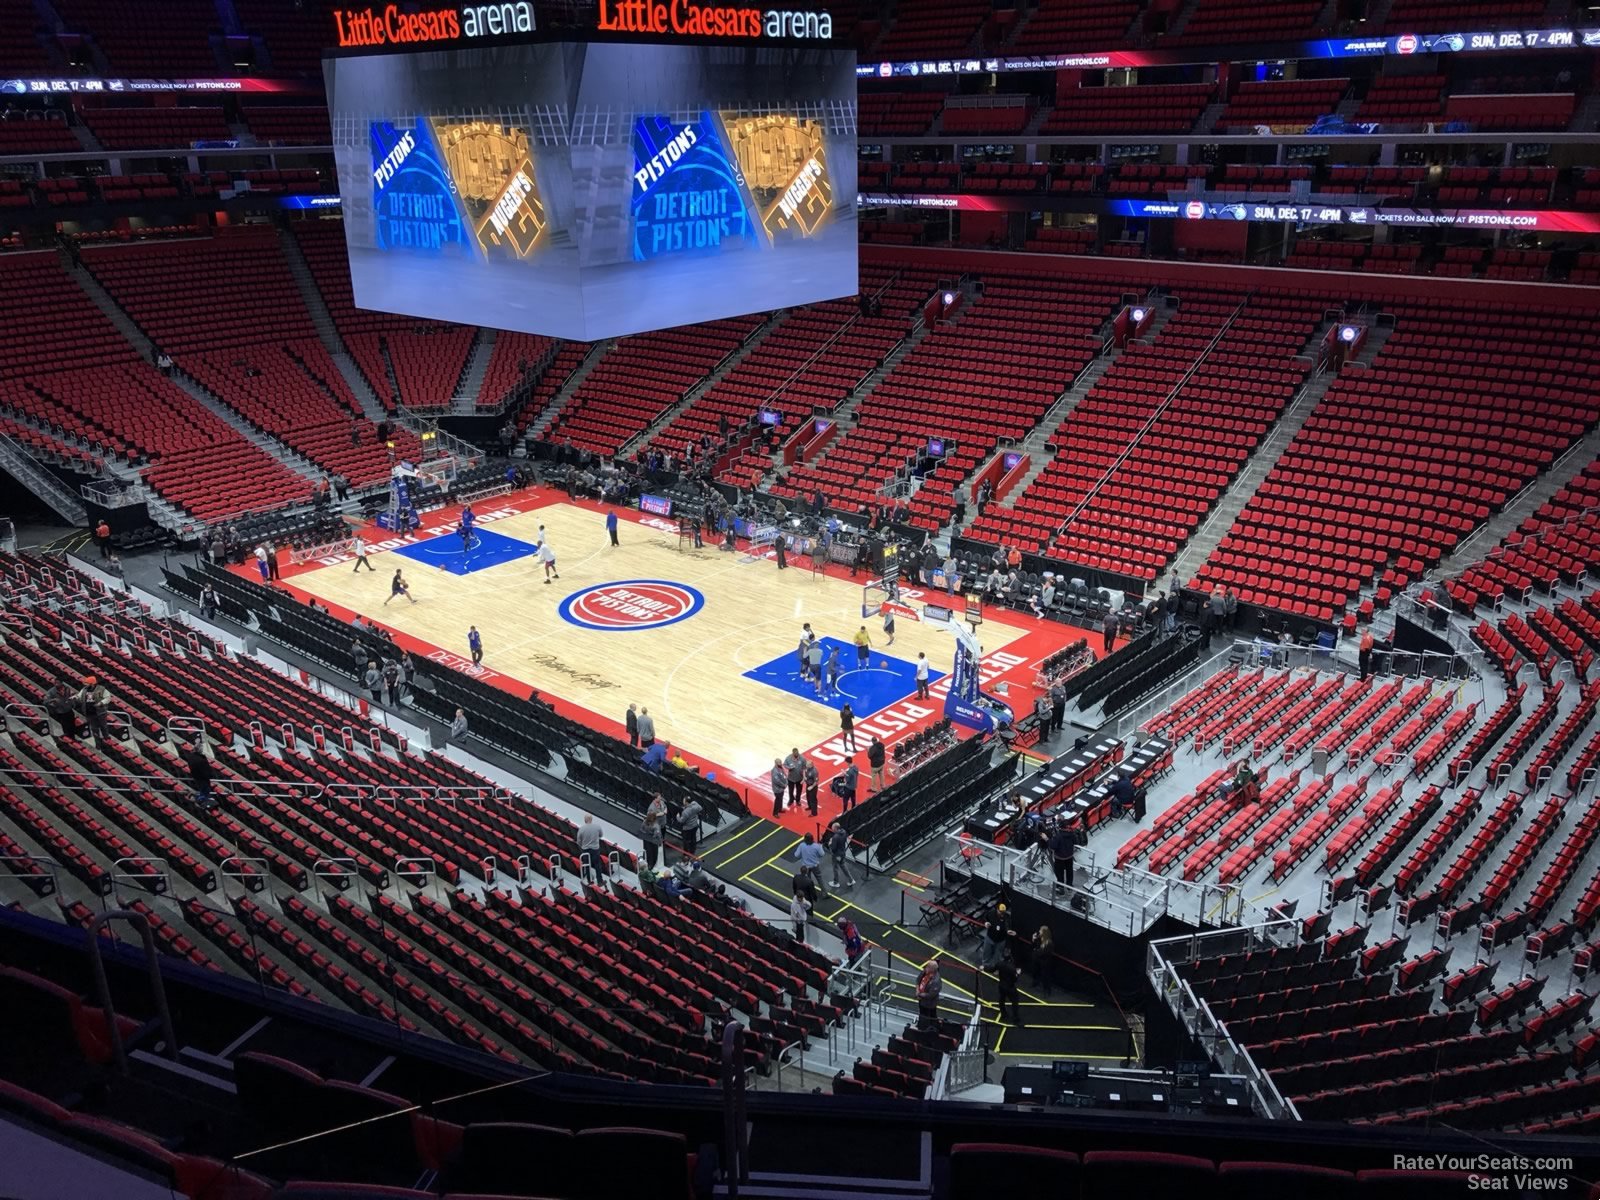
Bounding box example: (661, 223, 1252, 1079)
(631, 113, 757, 260)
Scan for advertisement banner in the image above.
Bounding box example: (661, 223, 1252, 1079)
(855, 25, 1600, 78)
(859, 191, 1600, 234)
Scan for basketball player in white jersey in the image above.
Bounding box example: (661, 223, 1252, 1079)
(537, 539, 559, 584)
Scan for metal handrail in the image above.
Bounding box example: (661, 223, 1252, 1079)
(0, 854, 61, 896)
(3, 701, 50, 732)
(394, 856, 437, 900)
(313, 857, 359, 884)
(720, 1020, 749, 1198)
(110, 857, 170, 902)
(84, 908, 179, 1075)
(166, 715, 208, 745)
(218, 856, 268, 898)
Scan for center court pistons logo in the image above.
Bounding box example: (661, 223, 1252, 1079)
(558, 579, 705, 632)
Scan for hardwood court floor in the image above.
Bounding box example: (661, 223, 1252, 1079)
(279, 493, 1085, 796)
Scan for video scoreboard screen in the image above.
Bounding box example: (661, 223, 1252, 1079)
(325, 39, 857, 340)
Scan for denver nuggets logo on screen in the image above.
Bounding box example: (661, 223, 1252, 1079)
(559, 581, 706, 631)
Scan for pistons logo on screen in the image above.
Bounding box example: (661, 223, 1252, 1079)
(1395, 33, 1418, 53)
(559, 580, 705, 632)
(1184, 200, 1207, 220)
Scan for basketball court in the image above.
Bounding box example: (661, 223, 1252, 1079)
(253, 485, 1102, 823)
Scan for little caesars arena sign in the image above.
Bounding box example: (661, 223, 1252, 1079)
(334, 1, 831, 47)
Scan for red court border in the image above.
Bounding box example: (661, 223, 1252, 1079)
(237, 485, 1108, 831)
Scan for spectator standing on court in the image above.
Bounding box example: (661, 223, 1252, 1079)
(467, 625, 483, 665)
(827, 820, 856, 888)
(625, 702, 639, 747)
(1101, 609, 1117, 654)
(797, 624, 814, 679)
(636, 707, 655, 747)
(606, 509, 619, 547)
(352, 535, 374, 572)
(915, 653, 930, 699)
(836, 758, 860, 812)
(839, 702, 857, 752)
(867, 736, 887, 792)
(770, 759, 786, 817)
(807, 639, 825, 695)
(793, 833, 828, 898)
(254, 544, 270, 582)
(1050, 680, 1067, 734)
(804, 760, 821, 816)
(784, 748, 805, 809)
(882, 604, 896, 646)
